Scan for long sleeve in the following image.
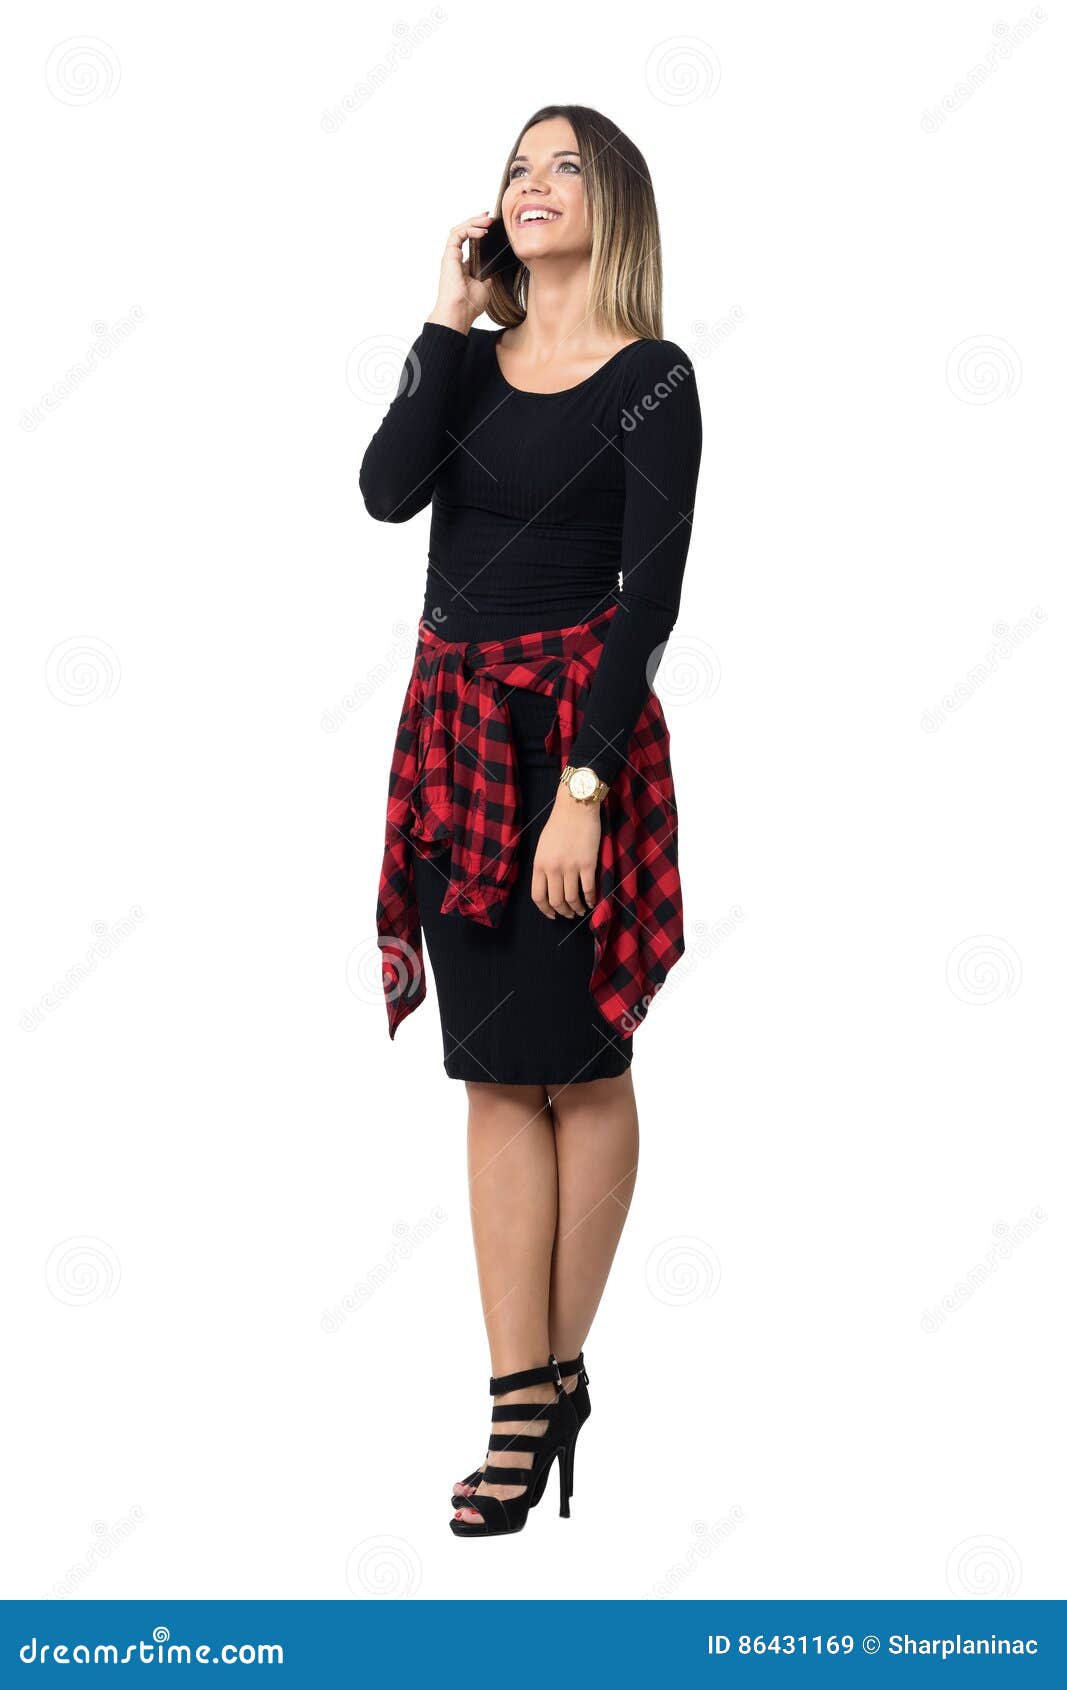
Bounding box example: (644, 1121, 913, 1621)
(568, 340, 703, 786)
(358, 321, 469, 522)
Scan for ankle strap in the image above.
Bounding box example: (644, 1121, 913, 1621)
(489, 1356, 564, 1396)
(556, 1350, 588, 1382)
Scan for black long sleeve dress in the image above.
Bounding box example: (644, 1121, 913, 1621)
(361, 322, 703, 1084)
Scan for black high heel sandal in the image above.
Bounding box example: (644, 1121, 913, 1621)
(450, 1351, 590, 1511)
(449, 1356, 580, 1538)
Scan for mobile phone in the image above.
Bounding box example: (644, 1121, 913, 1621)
(470, 215, 520, 286)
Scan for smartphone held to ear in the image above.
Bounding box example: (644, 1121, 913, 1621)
(470, 216, 520, 285)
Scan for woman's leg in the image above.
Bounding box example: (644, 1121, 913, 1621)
(546, 1071, 640, 1363)
(451, 1070, 639, 1522)
(452, 1079, 560, 1525)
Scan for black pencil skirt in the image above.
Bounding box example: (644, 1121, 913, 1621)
(411, 685, 634, 1085)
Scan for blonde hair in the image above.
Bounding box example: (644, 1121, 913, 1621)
(483, 105, 663, 341)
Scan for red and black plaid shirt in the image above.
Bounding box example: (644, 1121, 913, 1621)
(376, 604, 684, 1041)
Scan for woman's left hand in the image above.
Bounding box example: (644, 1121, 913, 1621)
(531, 788, 601, 918)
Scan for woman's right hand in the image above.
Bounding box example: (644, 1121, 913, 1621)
(427, 212, 494, 335)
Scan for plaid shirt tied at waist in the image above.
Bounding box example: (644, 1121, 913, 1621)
(376, 603, 685, 1041)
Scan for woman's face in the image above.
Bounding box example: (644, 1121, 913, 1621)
(501, 117, 590, 264)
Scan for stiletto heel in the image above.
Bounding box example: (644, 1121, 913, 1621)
(564, 1354, 589, 1501)
(558, 1442, 573, 1518)
(566, 1426, 579, 1501)
(450, 1350, 590, 1510)
(450, 1356, 580, 1538)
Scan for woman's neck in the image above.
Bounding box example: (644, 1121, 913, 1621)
(511, 266, 614, 362)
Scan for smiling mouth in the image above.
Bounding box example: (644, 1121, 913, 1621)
(515, 207, 562, 226)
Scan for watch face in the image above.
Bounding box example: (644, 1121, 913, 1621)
(569, 767, 597, 800)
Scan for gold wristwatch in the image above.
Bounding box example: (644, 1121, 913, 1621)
(559, 764, 609, 805)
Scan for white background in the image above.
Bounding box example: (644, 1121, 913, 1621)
(2, 1, 1063, 1603)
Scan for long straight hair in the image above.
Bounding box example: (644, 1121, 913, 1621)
(482, 105, 663, 341)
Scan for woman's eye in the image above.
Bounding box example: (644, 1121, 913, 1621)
(508, 160, 581, 180)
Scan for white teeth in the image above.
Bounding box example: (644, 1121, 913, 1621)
(518, 209, 560, 224)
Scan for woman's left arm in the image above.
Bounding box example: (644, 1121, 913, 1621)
(530, 341, 703, 919)
(568, 340, 703, 783)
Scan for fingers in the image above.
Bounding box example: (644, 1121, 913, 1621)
(548, 870, 583, 919)
(579, 864, 597, 911)
(563, 868, 585, 916)
(531, 862, 589, 919)
(531, 865, 555, 919)
(446, 211, 494, 252)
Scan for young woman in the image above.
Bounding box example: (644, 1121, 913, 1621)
(361, 104, 703, 1536)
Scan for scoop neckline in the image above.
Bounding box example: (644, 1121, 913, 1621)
(491, 329, 643, 396)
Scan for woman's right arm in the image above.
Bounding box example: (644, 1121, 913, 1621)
(358, 211, 493, 523)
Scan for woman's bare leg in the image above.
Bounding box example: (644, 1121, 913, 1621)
(546, 1070, 640, 1362)
(452, 1080, 559, 1525)
(451, 1071, 639, 1523)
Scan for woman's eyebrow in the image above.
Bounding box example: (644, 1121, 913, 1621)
(511, 149, 581, 163)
